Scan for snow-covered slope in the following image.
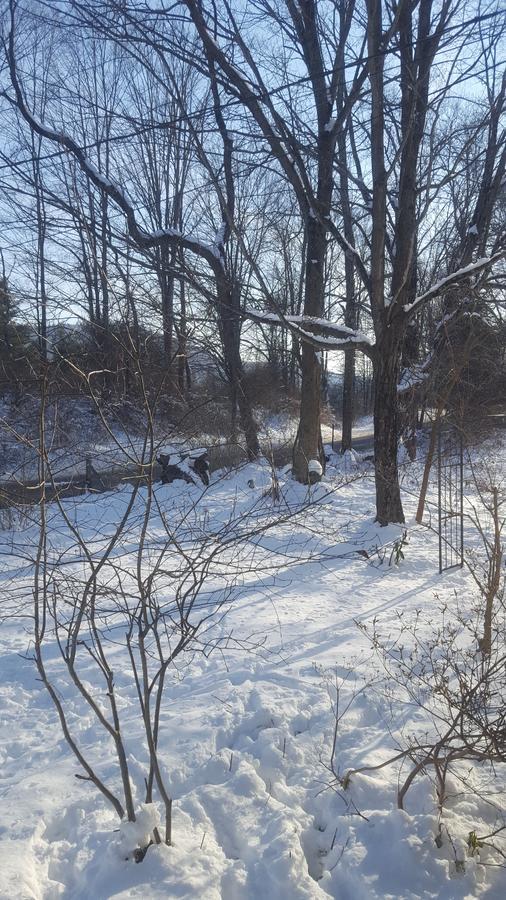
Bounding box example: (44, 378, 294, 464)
(1, 444, 504, 899)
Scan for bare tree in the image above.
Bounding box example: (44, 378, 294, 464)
(176, 1, 505, 521)
(3, 0, 505, 524)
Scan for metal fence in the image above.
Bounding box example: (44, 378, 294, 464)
(437, 421, 464, 574)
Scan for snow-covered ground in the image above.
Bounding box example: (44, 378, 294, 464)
(0, 394, 372, 484)
(0, 397, 272, 483)
(258, 411, 374, 449)
(0, 395, 205, 482)
(1, 438, 505, 899)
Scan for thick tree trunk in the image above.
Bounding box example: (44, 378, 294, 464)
(293, 340, 323, 477)
(289, 335, 300, 391)
(373, 328, 405, 525)
(223, 346, 259, 460)
(218, 273, 260, 460)
(292, 211, 328, 481)
(399, 319, 420, 460)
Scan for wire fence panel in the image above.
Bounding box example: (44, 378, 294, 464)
(437, 421, 464, 574)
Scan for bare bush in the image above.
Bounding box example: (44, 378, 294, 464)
(0, 341, 363, 862)
(328, 470, 506, 871)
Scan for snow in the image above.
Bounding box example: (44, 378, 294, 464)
(298, 329, 363, 350)
(404, 252, 506, 315)
(1, 437, 505, 898)
(18, 106, 220, 262)
(247, 310, 374, 348)
(119, 805, 162, 856)
(82, 159, 137, 210)
(397, 365, 429, 393)
(255, 412, 373, 454)
(334, 231, 363, 265)
(212, 222, 227, 256)
(0, 396, 232, 483)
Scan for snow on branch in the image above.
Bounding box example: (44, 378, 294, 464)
(397, 364, 430, 394)
(246, 309, 375, 354)
(5, 17, 222, 271)
(325, 219, 371, 294)
(404, 251, 506, 316)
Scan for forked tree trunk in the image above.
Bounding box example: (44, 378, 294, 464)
(224, 349, 259, 460)
(373, 327, 405, 525)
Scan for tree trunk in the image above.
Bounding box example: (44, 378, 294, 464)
(292, 211, 328, 481)
(157, 244, 175, 390)
(217, 272, 260, 460)
(415, 411, 440, 524)
(177, 270, 189, 399)
(293, 340, 323, 477)
(237, 379, 260, 460)
(337, 118, 356, 454)
(480, 487, 501, 657)
(223, 347, 259, 460)
(373, 327, 405, 525)
(34, 170, 48, 362)
(341, 349, 355, 452)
